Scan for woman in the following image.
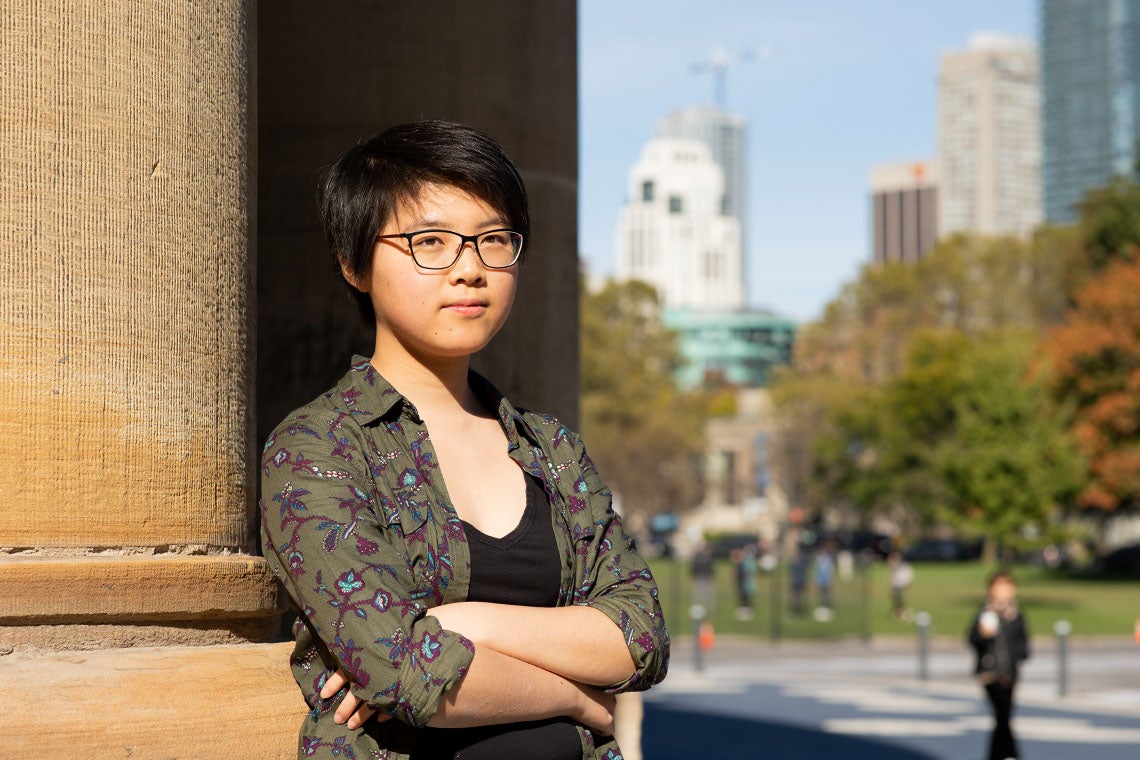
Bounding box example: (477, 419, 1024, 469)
(260, 121, 669, 760)
(967, 571, 1030, 760)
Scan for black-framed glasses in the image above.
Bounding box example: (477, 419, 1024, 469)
(376, 228, 525, 270)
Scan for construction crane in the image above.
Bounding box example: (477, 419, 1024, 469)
(688, 44, 774, 109)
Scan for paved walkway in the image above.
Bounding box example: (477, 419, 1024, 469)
(642, 636, 1140, 759)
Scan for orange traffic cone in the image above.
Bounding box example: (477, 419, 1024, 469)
(698, 619, 715, 651)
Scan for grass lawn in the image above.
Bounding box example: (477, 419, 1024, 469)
(648, 557, 1140, 642)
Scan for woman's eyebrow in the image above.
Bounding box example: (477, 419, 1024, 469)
(406, 214, 510, 230)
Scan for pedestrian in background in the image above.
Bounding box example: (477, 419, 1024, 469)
(967, 570, 1030, 760)
(732, 547, 758, 620)
(813, 542, 836, 620)
(691, 540, 715, 617)
(888, 551, 914, 621)
(789, 547, 808, 617)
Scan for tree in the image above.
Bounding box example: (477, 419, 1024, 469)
(793, 233, 1074, 387)
(579, 279, 709, 516)
(926, 331, 1085, 551)
(1042, 256, 1140, 512)
(768, 369, 882, 523)
(1077, 176, 1140, 271)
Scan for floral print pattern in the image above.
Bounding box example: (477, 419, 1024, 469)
(260, 357, 669, 759)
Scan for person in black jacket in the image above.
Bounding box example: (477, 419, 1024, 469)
(967, 570, 1030, 760)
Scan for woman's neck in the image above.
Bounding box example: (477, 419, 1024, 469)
(369, 337, 481, 418)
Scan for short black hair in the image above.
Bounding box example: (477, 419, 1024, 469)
(318, 120, 531, 325)
(987, 570, 1015, 589)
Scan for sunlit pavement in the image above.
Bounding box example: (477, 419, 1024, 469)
(642, 636, 1140, 760)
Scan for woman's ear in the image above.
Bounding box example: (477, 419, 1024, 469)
(339, 255, 369, 293)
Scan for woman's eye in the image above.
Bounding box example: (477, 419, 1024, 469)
(413, 235, 446, 248)
(481, 233, 508, 246)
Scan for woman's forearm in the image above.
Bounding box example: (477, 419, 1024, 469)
(428, 645, 614, 733)
(430, 603, 635, 687)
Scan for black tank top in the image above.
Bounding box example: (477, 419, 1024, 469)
(410, 474, 583, 760)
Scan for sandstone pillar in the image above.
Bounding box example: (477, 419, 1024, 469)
(0, 0, 274, 650)
(1, 1, 580, 755)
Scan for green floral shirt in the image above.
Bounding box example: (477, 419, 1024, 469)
(260, 357, 669, 760)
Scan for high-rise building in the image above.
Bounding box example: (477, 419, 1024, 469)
(1041, 0, 1140, 223)
(656, 107, 749, 289)
(870, 161, 939, 265)
(616, 137, 744, 309)
(938, 33, 1041, 237)
(656, 106, 748, 225)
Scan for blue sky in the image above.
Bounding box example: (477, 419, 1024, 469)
(579, 0, 1035, 322)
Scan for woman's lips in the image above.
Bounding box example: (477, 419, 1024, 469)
(443, 300, 488, 316)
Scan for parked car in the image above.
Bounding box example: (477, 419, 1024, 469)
(1094, 542, 1140, 575)
(798, 528, 893, 559)
(842, 530, 895, 559)
(902, 537, 983, 562)
(645, 513, 679, 558)
(708, 532, 761, 559)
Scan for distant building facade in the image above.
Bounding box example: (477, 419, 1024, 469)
(656, 106, 748, 229)
(663, 308, 795, 389)
(870, 160, 939, 265)
(1041, 0, 1140, 222)
(938, 33, 1041, 237)
(616, 137, 744, 309)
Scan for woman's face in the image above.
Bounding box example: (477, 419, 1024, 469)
(352, 182, 519, 363)
(990, 577, 1017, 606)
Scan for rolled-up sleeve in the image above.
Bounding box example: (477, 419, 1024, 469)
(569, 434, 670, 693)
(260, 414, 474, 727)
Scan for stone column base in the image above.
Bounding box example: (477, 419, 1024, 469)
(0, 554, 281, 651)
(0, 641, 302, 757)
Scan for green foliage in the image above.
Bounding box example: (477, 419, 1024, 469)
(770, 225, 1089, 541)
(925, 331, 1085, 548)
(1077, 176, 1140, 270)
(793, 233, 1073, 387)
(580, 279, 709, 516)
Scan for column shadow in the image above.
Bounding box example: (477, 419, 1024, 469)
(642, 703, 944, 760)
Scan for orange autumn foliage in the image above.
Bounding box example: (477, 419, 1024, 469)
(1043, 255, 1140, 511)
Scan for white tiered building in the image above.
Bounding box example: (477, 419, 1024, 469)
(615, 137, 744, 310)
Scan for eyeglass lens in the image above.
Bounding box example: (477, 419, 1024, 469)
(409, 230, 522, 269)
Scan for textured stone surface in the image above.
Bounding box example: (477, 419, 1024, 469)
(0, 620, 280, 653)
(0, 0, 256, 549)
(0, 555, 279, 625)
(0, 642, 302, 757)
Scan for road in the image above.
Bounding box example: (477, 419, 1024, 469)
(642, 636, 1140, 759)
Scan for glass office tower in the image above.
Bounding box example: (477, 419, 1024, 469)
(1041, 0, 1140, 222)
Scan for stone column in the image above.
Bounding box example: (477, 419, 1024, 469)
(1, 1, 580, 754)
(0, 0, 275, 651)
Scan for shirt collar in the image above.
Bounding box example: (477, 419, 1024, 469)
(330, 356, 533, 451)
(326, 355, 406, 425)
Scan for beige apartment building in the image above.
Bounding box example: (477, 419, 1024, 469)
(937, 33, 1041, 238)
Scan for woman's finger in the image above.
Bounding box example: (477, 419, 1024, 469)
(345, 703, 377, 730)
(320, 668, 350, 700)
(334, 689, 363, 725)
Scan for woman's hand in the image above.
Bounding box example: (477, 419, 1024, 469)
(572, 683, 617, 736)
(320, 669, 390, 730)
